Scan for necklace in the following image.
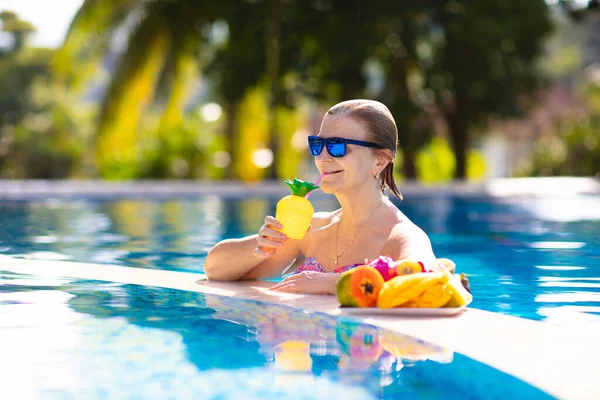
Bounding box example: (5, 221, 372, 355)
(334, 202, 384, 265)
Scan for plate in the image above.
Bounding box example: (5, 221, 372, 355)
(338, 306, 467, 317)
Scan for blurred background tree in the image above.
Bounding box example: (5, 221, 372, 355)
(517, 0, 600, 177)
(0, 11, 90, 178)
(0, 0, 597, 181)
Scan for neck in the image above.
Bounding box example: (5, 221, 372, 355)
(335, 186, 387, 228)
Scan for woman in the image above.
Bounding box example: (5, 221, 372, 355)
(204, 99, 439, 294)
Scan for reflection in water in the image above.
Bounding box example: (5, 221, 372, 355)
(108, 200, 154, 238)
(0, 272, 556, 399)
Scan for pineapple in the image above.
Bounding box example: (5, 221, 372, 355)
(275, 178, 319, 239)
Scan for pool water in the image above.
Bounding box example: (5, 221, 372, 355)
(0, 271, 554, 399)
(0, 194, 599, 324)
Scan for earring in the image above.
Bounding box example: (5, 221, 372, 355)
(374, 173, 379, 179)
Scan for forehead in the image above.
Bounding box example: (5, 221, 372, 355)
(318, 115, 367, 140)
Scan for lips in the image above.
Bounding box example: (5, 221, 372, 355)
(323, 170, 342, 175)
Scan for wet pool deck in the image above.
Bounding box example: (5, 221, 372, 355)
(2, 255, 599, 400)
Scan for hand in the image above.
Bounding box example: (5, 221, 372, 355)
(269, 271, 337, 294)
(436, 258, 456, 273)
(253, 216, 287, 258)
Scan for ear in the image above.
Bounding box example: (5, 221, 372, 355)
(373, 149, 393, 172)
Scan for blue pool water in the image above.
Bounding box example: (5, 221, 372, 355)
(1, 194, 599, 324)
(0, 271, 554, 399)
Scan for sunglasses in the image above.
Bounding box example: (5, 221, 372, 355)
(308, 135, 383, 158)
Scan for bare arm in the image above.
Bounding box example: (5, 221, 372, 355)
(381, 223, 438, 269)
(204, 212, 332, 281)
(203, 234, 301, 281)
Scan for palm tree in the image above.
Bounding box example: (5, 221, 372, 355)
(55, 0, 217, 179)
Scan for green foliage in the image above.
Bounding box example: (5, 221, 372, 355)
(5, 1, 590, 182)
(416, 137, 456, 182)
(0, 47, 53, 126)
(138, 111, 217, 180)
(233, 85, 269, 182)
(416, 137, 486, 183)
(425, 0, 553, 178)
(516, 80, 600, 177)
(1, 78, 95, 179)
(0, 11, 35, 53)
(0, 34, 92, 178)
(519, 116, 599, 177)
(466, 150, 487, 180)
(274, 105, 304, 180)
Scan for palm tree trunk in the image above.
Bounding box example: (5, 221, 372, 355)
(386, 21, 420, 180)
(444, 102, 469, 180)
(402, 148, 417, 179)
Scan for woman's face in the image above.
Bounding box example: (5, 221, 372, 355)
(314, 114, 378, 195)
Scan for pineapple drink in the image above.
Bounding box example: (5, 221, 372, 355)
(276, 178, 320, 239)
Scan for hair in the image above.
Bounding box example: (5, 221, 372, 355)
(326, 99, 402, 199)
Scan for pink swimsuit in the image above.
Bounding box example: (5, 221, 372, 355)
(295, 256, 362, 274)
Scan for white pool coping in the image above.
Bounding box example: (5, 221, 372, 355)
(0, 177, 599, 199)
(1, 255, 599, 400)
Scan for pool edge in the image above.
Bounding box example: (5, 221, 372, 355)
(1, 255, 598, 400)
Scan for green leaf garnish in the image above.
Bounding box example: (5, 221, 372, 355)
(284, 178, 320, 197)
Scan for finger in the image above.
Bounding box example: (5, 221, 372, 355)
(260, 227, 287, 242)
(269, 275, 295, 287)
(253, 247, 268, 257)
(253, 247, 275, 258)
(437, 258, 456, 273)
(264, 216, 283, 230)
(269, 282, 297, 292)
(257, 236, 284, 248)
(269, 276, 298, 290)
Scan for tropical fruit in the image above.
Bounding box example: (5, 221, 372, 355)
(408, 282, 453, 308)
(275, 178, 319, 239)
(377, 271, 450, 308)
(366, 256, 397, 281)
(392, 259, 427, 276)
(336, 266, 385, 307)
(336, 270, 359, 307)
(444, 273, 473, 307)
(367, 257, 428, 281)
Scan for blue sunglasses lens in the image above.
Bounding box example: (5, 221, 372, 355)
(308, 137, 347, 157)
(327, 138, 346, 157)
(308, 138, 323, 156)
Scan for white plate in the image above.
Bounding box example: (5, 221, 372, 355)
(338, 306, 467, 317)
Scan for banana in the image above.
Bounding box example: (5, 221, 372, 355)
(410, 282, 453, 308)
(444, 274, 473, 307)
(377, 271, 449, 308)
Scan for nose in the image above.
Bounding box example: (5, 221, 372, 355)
(314, 148, 333, 170)
(315, 146, 333, 162)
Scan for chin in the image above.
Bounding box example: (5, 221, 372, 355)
(319, 182, 336, 194)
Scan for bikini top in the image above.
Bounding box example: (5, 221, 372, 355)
(295, 256, 362, 274)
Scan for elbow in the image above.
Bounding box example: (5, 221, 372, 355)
(204, 259, 225, 281)
(203, 243, 239, 281)
(203, 246, 224, 280)
(203, 261, 217, 280)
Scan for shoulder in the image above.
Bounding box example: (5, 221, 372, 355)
(294, 210, 337, 256)
(310, 210, 339, 230)
(381, 220, 434, 261)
